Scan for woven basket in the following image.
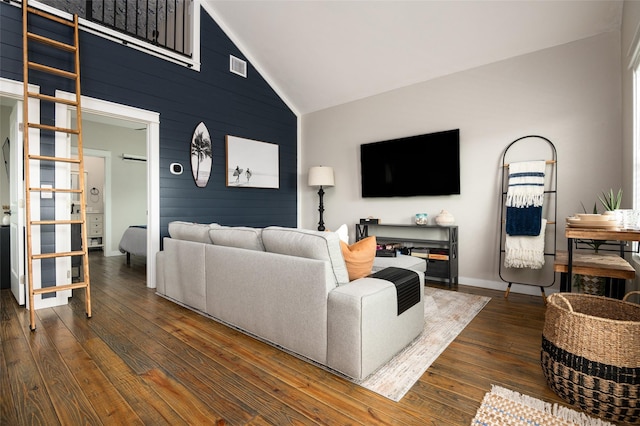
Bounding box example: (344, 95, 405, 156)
(541, 292, 640, 424)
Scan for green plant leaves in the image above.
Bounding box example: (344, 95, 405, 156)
(598, 188, 622, 211)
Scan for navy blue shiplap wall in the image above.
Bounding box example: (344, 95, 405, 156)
(0, 3, 298, 243)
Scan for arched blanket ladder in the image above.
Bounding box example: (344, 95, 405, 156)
(499, 135, 557, 301)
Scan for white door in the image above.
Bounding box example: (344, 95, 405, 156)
(9, 102, 25, 304)
(9, 94, 70, 308)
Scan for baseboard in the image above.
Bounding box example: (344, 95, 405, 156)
(459, 276, 558, 297)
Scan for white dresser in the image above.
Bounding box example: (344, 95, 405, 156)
(86, 213, 104, 249)
(69, 212, 103, 281)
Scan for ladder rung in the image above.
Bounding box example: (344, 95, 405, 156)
(30, 219, 83, 226)
(28, 187, 82, 194)
(28, 61, 76, 79)
(27, 32, 76, 52)
(26, 6, 76, 28)
(33, 281, 89, 295)
(28, 154, 81, 164)
(28, 92, 78, 106)
(26, 123, 80, 135)
(32, 250, 85, 260)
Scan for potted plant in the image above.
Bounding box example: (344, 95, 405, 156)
(599, 188, 623, 211)
(599, 188, 627, 227)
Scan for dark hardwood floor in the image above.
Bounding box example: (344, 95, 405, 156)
(1, 252, 567, 425)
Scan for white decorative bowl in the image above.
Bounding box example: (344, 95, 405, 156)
(435, 210, 455, 226)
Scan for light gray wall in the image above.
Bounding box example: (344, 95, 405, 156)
(84, 156, 105, 213)
(301, 31, 622, 295)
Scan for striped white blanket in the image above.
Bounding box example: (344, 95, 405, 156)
(506, 160, 546, 208)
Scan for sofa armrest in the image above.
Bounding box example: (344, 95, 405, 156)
(326, 274, 424, 380)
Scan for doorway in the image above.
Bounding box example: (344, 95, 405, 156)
(1, 78, 161, 300)
(71, 118, 148, 260)
(57, 91, 160, 288)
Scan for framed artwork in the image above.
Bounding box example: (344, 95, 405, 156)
(190, 122, 212, 188)
(225, 135, 279, 188)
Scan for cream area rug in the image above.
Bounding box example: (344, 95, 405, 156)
(472, 385, 614, 426)
(355, 287, 490, 402)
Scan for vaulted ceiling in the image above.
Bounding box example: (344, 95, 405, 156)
(204, 1, 624, 115)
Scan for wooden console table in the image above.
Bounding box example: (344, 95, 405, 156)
(564, 227, 640, 298)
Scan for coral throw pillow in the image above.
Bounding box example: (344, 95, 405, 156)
(340, 236, 376, 281)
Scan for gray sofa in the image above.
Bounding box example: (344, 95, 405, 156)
(155, 222, 425, 380)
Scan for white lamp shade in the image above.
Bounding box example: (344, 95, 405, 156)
(308, 166, 335, 187)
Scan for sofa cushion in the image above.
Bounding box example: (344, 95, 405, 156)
(208, 226, 265, 251)
(168, 221, 214, 243)
(372, 254, 427, 273)
(262, 227, 349, 285)
(340, 236, 376, 281)
(334, 223, 349, 244)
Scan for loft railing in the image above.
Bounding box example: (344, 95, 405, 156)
(35, 0, 193, 57)
(87, 0, 192, 57)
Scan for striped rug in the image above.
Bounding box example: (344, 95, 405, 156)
(355, 287, 490, 401)
(472, 385, 614, 426)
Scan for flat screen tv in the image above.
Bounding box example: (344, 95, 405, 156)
(360, 129, 460, 197)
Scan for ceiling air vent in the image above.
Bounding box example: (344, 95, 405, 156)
(230, 55, 247, 78)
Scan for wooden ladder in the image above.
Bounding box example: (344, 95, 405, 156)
(22, 2, 91, 330)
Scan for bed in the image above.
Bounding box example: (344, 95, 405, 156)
(118, 225, 147, 264)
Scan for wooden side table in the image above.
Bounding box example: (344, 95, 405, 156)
(554, 250, 634, 298)
(565, 228, 640, 298)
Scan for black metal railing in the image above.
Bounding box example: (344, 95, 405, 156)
(36, 0, 193, 57)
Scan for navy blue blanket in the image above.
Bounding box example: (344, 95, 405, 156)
(506, 206, 542, 236)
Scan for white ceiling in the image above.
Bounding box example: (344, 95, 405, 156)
(204, 1, 624, 115)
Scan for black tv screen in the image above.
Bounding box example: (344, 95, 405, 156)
(360, 129, 460, 197)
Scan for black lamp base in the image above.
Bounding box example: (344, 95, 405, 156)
(317, 186, 326, 231)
